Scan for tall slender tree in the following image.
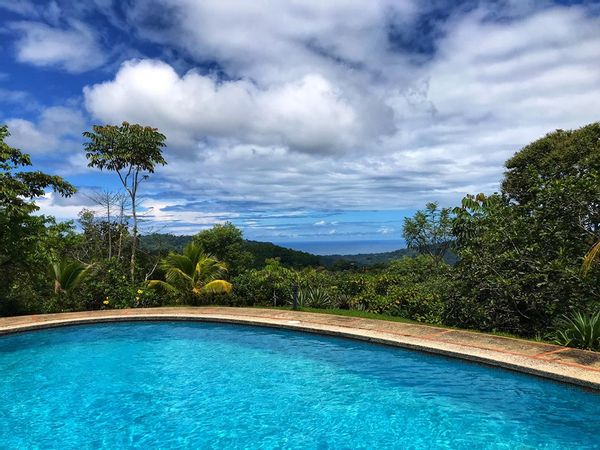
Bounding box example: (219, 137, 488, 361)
(83, 122, 167, 281)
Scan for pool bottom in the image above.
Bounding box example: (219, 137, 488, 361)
(0, 321, 598, 449)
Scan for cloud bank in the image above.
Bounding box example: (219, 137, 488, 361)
(2, 1, 600, 240)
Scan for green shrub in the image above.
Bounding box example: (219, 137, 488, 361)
(386, 285, 444, 324)
(231, 259, 295, 306)
(78, 259, 136, 309)
(298, 286, 332, 308)
(551, 311, 600, 351)
(132, 287, 164, 308)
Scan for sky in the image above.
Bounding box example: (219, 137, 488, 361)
(1, 0, 600, 249)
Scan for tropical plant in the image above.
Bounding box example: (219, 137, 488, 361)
(193, 222, 253, 276)
(403, 202, 453, 260)
(582, 240, 600, 276)
(77, 259, 136, 310)
(297, 286, 331, 308)
(1, 125, 76, 316)
(502, 122, 600, 204)
(147, 242, 232, 304)
(447, 123, 600, 336)
(51, 259, 90, 294)
(230, 259, 295, 306)
(551, 311, 600, 351)
(83, 122, 167, 282)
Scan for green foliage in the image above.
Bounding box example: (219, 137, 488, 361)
(1, 125, 76, 214)
(551, 311, 600, 351)
(83, 122, 167, 175)
(60, 258, 164, 311)
(141, 232, 321, 269)
(320, 243, 458, 268)
(83, 121, 167, 281)
(133, 287, 162, 308)
(231, 258, 296, 306)
(448, 124, 600, 336)
(51, 259, 90, 294)
(298, 286, 332, 308)
(0, 125, 76, 315)
(245, 240, 320, 268)
(140, 233, 191, 254)
(76, 208, 130, 262)
(503, 122, 600, 204)
(78, 259, 136, 310)
(320, 248, 413, 268)
(345, 256, 449, 323)
(582, 240, 600, 276)
(403, 202, 453, 259)
(147, 242, 232, 305)
(232, 255, 448, 324)
(193, 223, 253, 276)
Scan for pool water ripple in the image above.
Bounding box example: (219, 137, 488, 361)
(0, 321, 598, 449)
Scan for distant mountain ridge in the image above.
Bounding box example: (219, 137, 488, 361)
(319, 247, 415, 267)
(140, 233, 454, 268)
(139, 234, 320, 268)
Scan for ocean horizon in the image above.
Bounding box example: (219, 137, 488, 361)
(275, 239, 406, 256)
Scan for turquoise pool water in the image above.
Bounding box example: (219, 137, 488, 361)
(0, 322, 598, 449)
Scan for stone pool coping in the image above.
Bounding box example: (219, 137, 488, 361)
(1, 307, 599, 390)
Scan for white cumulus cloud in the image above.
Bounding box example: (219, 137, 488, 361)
(84, 59, 387, 154)
(10, 20, 106, 73)
(5, 106, 86, 154)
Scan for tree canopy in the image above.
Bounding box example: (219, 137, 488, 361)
(83, 122, 167, 176)
(0, 125, 76, 315)
(1, 125, 75, 214)
(193, 222, 253, 276)
(83, 121, 167, 281)
(503, 123, 600, 203)
(402, 202, 452, 259)
(448, 123, 600, 335)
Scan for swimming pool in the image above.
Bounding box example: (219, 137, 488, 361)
(0, 321, 598, 448)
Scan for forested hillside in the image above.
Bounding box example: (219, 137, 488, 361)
(140, 233, 320, 268)
(2, 122, 599, 350)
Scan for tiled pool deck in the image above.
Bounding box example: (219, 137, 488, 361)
(1, 307, 599, 390)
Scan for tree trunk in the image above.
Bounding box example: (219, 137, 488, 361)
(117, 200, 124, 260)
(130, 193, 137, 282)
(107, 200, 112, 260)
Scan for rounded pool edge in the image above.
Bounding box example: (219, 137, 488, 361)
(1, 309, 599, 391)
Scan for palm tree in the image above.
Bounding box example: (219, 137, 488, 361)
(51, 259, 90, 294)
(147, 242, 232, 303)
(582, 239, 600, 275)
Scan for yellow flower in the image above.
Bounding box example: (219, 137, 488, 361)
(103, 300, 109, 305)
(135, 296, 140, 301)
(137, 289, 144, 294)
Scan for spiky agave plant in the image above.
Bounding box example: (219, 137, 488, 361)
(552, 311, 600, 351)
(147, 242, 232, 303)
(298, 286, 331, 308)
(51, 259, 91, 294)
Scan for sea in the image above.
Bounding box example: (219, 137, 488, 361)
(276, 240, 406, 256)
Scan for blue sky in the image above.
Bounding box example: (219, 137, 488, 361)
(1, 0, 600, 246)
